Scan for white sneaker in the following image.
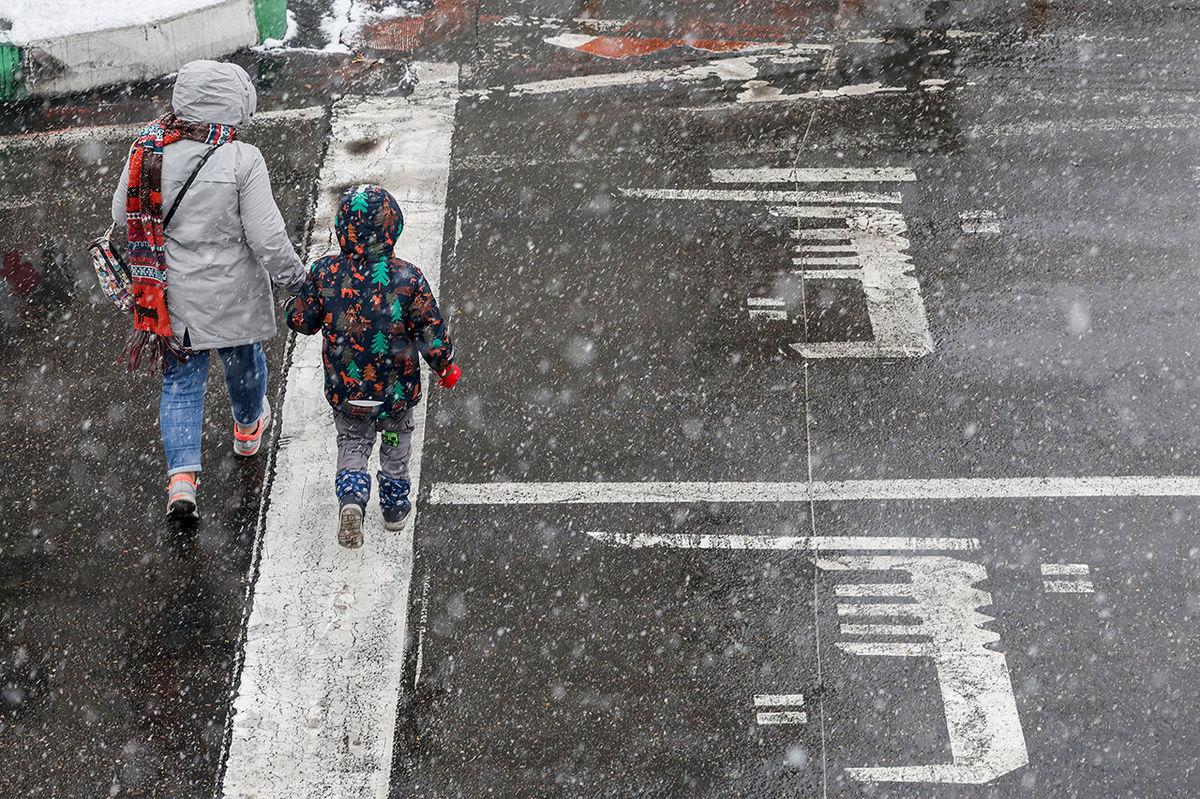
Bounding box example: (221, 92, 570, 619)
(233, 397, 272, 457)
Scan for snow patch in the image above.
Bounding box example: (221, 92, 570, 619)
(0, 0, 233, 44)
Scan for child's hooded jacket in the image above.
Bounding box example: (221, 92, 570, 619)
(287, 185, 454, 419)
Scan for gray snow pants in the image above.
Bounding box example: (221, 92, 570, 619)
(333, 407, 416, 480)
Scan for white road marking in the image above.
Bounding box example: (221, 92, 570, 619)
(732, 80, 908, 106)
(757, 711, 809, 725)
(430, 475, 1200, 504)
(1041, 564, 1094, 593)
(1040, 563, 1090, 576)
(623, 166, 930, 359)
(587, 532, 981, 551)
(972, 112, 1200, 138)
(481, 45, 821, 98)
(800, 269, 863, 280)
(0, 105, 326, 153)
(1043, 579, 1095, 593)
(794, 228, 851, 240)
(821, 556, 1028, 784)
(754, 694, 806, 706)
(220, 63, 458, 799)
(619, 187, 902, 205)
(712, 167, 916, 183)
(748, 296, 788, 320)
(960, 210, 1000, 234)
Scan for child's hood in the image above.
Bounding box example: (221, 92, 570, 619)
(334, 185, 404, 260)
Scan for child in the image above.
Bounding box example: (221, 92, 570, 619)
(287, 185, 460, 548)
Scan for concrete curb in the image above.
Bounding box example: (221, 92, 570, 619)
(0, 0, 287, 100)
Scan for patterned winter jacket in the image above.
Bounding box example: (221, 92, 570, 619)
(287, 185, 454, 420)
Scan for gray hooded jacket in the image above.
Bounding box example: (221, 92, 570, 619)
(111, 60, 305, 350)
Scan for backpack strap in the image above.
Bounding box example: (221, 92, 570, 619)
(163, 143, 222, 230)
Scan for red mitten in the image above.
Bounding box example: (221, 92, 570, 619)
(437, 363, 461, 388)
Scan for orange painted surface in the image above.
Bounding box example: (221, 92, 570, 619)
(575, 36, 674, 58)
(685, 38, 758, 52)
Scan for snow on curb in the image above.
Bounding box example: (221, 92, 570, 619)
(0, 0, 286, 98)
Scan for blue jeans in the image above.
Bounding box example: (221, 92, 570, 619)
(160, 343, 267, 475)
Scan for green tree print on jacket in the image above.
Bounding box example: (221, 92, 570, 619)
(287, 185, 454, 420)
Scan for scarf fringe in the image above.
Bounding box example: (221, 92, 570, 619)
(121, 329, 191, 375)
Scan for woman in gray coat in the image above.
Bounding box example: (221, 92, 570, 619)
(111, 60, 305, 520)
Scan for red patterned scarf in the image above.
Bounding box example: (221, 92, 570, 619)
(123, 113, 237, 373)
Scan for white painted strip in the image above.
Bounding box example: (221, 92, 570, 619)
(835, 583, 911, 597)
(960, 210, 1000, 234)
(771, 206, 872, 218)
(836, 603, 917, 616)
(492, 45, 820, 98)
(972, 112, 1200, 138)
(757, 711, 808, 725)
(220, 63, 459, 799)
(0, 105, 326, 153)
(754, 694, 806, 707)
(543, 33, 598, 49)
(1040, 563, 1090, 576)
(431, 475, 1200, 504)
(586, 532, 980, 551)
(712, 167, 917, 183)
(793, 256, 861, 266)
(747, 297, 785, 307)
(793, 228, 851, 239)
(798, 269, 863, 280)
(839, 623, 924, 637)
(748, 309, 789, 320)
(800, 244, 857, 252)
(619, 188, 902, 204)
(1043, 579, 1095, 594)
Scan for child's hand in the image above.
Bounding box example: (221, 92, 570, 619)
(436, 363, 461, 388)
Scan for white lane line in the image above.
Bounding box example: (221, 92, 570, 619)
(757, 711, 809, 725)
(587, 532, 981, 551)
(754, 694, 806, 706)
(220, 63, 458, 799)
(431, 475, 1200, 504)
(619, 187, 901, 204)
(712, 167, 916, 183)
(0, 105, 326, 152)
(482, 45, 822, 98)
(972, 112, 1200, 138)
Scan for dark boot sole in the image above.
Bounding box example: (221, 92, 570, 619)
(167, 499, 199, 521)
(338, 506, 364, 549)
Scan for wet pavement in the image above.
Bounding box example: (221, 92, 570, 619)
(2, 0, 1200, 797)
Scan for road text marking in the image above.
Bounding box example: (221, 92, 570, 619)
(821, 556, 1028, 783)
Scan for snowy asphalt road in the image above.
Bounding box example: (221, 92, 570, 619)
(3, 1, 1200, 797)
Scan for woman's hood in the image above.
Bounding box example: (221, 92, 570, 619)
(171, 60, 256, 127)
(335, 185, 404, 260)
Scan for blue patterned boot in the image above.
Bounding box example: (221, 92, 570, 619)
(335, 470, 371, 548)
(377, 472, 411, 531)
